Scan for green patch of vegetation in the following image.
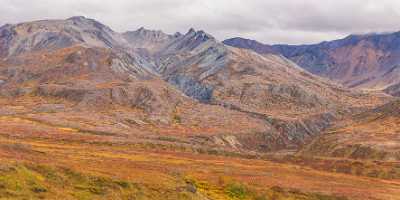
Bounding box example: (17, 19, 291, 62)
(186, 176, 348, 200)
(265, 186, 349, 200)
(0, 162, 208, 200)
(0, 164, 48, 199)
(173, 114, 182, 124)
(224, 183, 249, 199)
(0, 163, 142, 200)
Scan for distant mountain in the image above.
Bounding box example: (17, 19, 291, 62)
(223, 33, 400, 96)
(0, 16, 388, 152)
(223, 37, 277, 55)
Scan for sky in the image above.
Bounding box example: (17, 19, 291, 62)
(1, 0, 400, 44)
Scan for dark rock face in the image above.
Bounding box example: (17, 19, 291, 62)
(0, 24, 15, 57)
(271, 44, 336, 75)
(167, 75, 213, 103)
(384, 83, 400, 97)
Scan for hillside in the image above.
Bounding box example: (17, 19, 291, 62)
(300, 100, 400, 161)
(224, 33, 400, 95)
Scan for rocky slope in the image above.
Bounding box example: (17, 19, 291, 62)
(224, 33, 400, 95)
(0, 16, 389, 153)
(125, 26, 390, 150)
(300, 99, 400, 161)
(122, 27, 179, 54)
(0, 16, 130, 57)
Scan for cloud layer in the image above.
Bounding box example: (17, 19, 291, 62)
(1, 0, 400, 44)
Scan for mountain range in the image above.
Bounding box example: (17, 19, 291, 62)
(1, 16, 389, 151)
(0, 16, 400, 200)
(224, 33, 400, 95)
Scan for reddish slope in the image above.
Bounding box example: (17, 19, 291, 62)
(301, 100, 400, 161)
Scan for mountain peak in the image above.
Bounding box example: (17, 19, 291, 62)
(0, 16, 126, 56)
(173, 32, 182, 37)
(184, 28, 215, 41)
(65, 15, 115, 34)
(122, 27, 175, 53)
(137, 27, 146, 32)
(187, 28, 196, 34)
(67, 16, 89, 21)
(0, 23, 12, 29)
(124, 27, 171, 39)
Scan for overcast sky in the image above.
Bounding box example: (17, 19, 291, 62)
(1, 0, 400, 44)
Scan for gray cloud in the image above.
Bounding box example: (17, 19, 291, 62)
(1, 0, 400, 44)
